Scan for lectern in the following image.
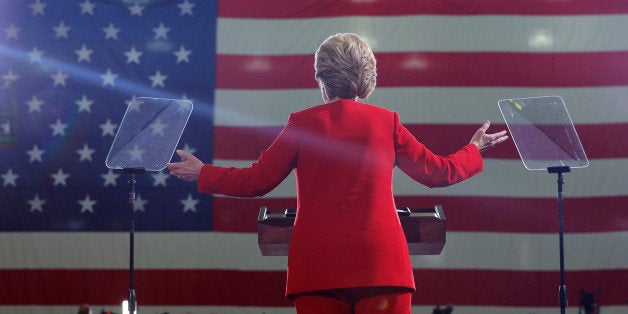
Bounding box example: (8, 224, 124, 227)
(257, 206, 446, 256)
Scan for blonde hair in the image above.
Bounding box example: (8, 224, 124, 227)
(314, 33, 377, 100)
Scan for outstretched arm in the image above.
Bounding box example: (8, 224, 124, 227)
(470, 120, 509, 152)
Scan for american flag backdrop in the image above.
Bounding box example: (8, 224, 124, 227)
(1, 0, 627, 313)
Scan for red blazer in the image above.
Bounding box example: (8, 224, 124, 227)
(198, 99, 483, 297)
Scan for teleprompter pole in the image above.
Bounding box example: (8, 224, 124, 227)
(548, 166, 571, 314)
(124, 167, 144, 313)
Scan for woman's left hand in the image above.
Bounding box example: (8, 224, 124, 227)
(470, 120, 509, 152)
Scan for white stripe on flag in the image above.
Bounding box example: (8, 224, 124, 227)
(2, 232, 626, 271)
(215, 87, 628, 126)
(217, 15, 628, 54)
(210, 159, 628, 198)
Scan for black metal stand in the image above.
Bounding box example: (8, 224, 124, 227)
(547, 165, 571, 314)
(124, 167, 144, 314)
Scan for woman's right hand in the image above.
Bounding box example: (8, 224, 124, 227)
(166, 150, 204, 182)
(470, 120, 509, 152)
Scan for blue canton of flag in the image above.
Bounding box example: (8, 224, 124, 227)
(0, 0, 217, 231)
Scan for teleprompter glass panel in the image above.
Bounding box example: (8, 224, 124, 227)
(105, 97, 193, 171)
(498, 95, 588, 171)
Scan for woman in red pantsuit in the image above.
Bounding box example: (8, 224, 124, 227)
(167, 33, 508, 313)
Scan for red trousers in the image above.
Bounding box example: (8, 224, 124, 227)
(293, 286, 413, 314)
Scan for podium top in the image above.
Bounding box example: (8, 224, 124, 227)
(498, 96, 588, 171)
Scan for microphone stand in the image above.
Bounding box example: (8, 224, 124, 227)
(124, 167, 145, 314)
(547, 165, 571, 314)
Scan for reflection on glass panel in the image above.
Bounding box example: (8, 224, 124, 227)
(106, 97, 193, 171)
(498, 95, 588, 171)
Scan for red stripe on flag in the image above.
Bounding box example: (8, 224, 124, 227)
(216, 55, 316, 89)
(213, 124, 628, 160)
(213, 125, 277, 159)
(413, 269, 626, 307)
(218, 0, 628, 18)
(211, 196, 628, 233)
(1, 269, 625, 306)
(216, 52, 628, 89)
(405, 123, 628, 160)
(0, 269, 289, 306)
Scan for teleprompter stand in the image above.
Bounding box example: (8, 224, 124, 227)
(548, 165, 570, 313)
(106, 97, 193, 313)
(499, 96, 588, 314)
(124, 167, 144, 314)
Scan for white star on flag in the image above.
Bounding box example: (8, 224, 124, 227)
(51, 70, 68, 87)
(76, 144, 96, 162)
(2, 70, 19, 83)
(78, 195, 97, 213)
(29, 0, 47, 16)
(102, 23, 120, 40)
(181, 194, 199, 213)
(4, 23, 20, 39)
(178, 0, 195, 16)
(128, 3, 145, 16)
(127, 97, 142, 112)
(149, 118, 167, 135)
(75, 44, 93, 62)
(1, 121, 9, 134)
(149, 70, 167, 87)
(125, 47, 143, 64)
(180, 142, 197, 155)
(78, 0, 96, 15)
(53, 21, 70, 38)
(152, 171, 169, 187)
(26, 96, 44, 113)
(99, 119, 118, 137)
(76, 95, 94, 113)
(101, 169, 119, 187)
(1, 168, 19, 187)
(50, 168, 70, 186)
(133, 194, 148, 212)
(127, 145, 145, 161)
(152, 22, 170, 40)
(28, 194, 46, 212)
(174, 45, 192, 64)
(27, 144, 45, 162)
(101, 68, 117, 87)
(28, 47, 44, 63)
(50, 119, 68, 137)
